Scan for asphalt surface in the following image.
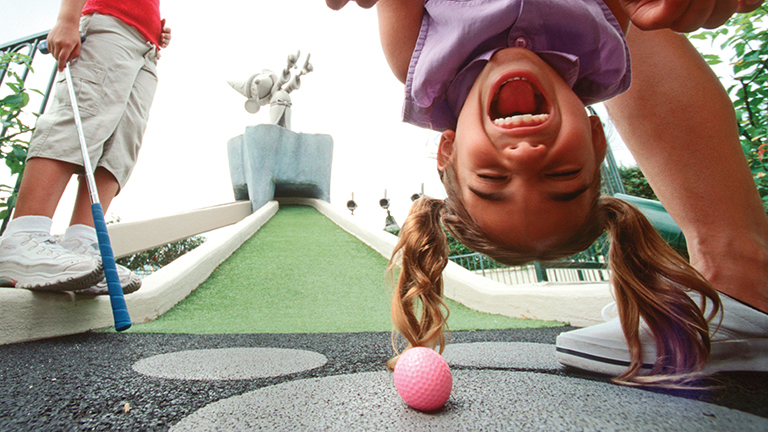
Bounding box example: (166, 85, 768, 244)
(1, 328, 767, 431)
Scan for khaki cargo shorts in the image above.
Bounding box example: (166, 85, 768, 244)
(28, 13, 159, 193)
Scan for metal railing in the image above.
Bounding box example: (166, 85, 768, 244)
(449, 253, 541, 284)
(591, 105, 627, 197)
(449, 252, 610, 285)
(601, 145, 626, 196)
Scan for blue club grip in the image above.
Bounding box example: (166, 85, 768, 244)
(92, 203, 131, 331)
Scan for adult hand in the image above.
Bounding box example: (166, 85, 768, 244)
(620, 0, 764, 32)
(46, 21, 82, 71)
(325, 0, 379, 10)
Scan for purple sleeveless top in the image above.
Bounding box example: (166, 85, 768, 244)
(403, 0, 631, 131)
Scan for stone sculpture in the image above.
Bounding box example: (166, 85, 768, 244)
(228, 51, 313, 130)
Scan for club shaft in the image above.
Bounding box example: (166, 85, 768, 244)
(63, 64, 100, 205)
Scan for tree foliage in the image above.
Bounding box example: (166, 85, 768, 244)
(690, 8, 768, 210)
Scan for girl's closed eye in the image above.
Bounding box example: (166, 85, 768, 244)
(478, 173, 508, 182)
(544, 169, 581, 180)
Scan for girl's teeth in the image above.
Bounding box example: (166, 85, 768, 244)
(493, 113, 549, 127)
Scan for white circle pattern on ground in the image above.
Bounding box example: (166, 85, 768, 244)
(443, 342, 561, 370)
(132, 347, 327, 380)
(170, 370, 768, 431)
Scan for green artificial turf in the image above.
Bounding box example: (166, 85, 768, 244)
(122, 205, 564, 334)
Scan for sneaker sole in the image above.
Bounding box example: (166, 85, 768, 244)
(75, 277, 142, 296)
(704, 338, 768, 373)
(557, 293, 768, 376)
(556, 333, 768, 375)
(555, 339, 655, 377)
(11, 263, 105, 292)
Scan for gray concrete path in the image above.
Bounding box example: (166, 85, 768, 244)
(1, 328, 766, 431)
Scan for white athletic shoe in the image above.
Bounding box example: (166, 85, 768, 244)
(0, 231, 103, 291)
(58, 236, 141, 296)
(556, 293, 768, 376)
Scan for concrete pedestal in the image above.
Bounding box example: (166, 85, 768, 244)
(228, 124, 333, 211)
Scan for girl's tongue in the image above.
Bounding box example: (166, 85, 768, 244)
(497, 79, 537, 116)
(492, 78, 550, 128)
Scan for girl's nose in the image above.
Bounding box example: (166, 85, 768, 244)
(503, 141, 547, 167)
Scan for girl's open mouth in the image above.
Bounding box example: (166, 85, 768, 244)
(490, 77, 550, 128)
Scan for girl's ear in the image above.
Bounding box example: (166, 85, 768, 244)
(589, 116, 608, 162)
(437, 130, 456, 171)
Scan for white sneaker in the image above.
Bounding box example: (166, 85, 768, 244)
(0, 231, 103, 291)
(58, 236, 141, 296)
(556, 293, 768, 376)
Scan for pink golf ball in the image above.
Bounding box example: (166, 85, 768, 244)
(393, 347, 452, 411)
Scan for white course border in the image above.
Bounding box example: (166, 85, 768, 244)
(0, 202, 278, 345)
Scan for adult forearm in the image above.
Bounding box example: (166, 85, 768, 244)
(604, 26, 768, 256)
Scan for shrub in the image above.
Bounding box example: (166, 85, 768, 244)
(0, 51, 40, 222)
(618, 165, 658, 201)
(117, 235, 206, 271)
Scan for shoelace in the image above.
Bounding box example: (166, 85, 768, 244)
(26, 233, 80, 258)
(59, 237, 100, 257)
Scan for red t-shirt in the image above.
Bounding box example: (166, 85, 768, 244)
(82, 0, 162, 47)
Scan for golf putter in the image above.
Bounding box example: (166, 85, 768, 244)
(40, 39, 132, 331)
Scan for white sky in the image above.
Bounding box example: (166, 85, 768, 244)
(2, 0, 642, 234)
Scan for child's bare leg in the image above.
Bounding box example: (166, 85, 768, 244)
(604, 26, 768, 314)
(13, 157, 77, 219)
(68, 168, 120, 227)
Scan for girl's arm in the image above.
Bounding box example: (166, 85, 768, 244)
(376, 0, 424, 84)
(325, 0, 423, 84)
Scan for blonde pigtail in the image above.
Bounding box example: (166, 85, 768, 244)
(386, 196, 451, 370)
(600, 196, 721, 387)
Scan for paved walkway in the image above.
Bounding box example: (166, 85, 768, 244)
(2, 202, 766, 430)
(1, 328, 766, 431)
